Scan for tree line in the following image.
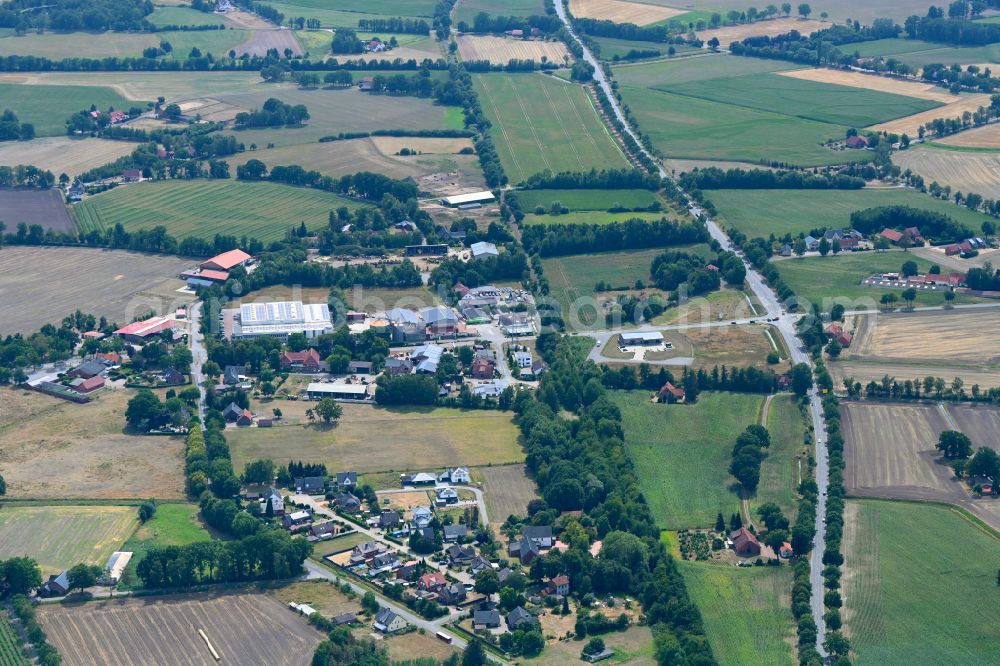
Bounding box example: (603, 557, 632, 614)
(520, 168, 662, 191)
(680, 167, 864, 191)
(457, 12, 562, 35)
(0, 109, 34, 141)
(357, 18, 430, 34)
(0, 164, 54, 188)
(319, 128, 474, 142)
(521, 218, 708, 257)
(0, 0, 153, 32)
(905, 15, 1000, 45)
(849, 205, 971, 242)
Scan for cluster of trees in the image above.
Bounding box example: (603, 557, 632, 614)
(966, 264, 1000, 291)
(11, 593, 60, 666)
(574, 17, 678, 43)
(729, 20, 900, 65)
(733, 235, 796, 305)
(849, 205, 969, 242)
(905, 14, 1000, 45)
(0, 316, 89, 384)
(457, 12, 561, 35)
(0, 164, 54, 188)
(235, 0, 283, 25)
(521, 218, 708, 257)
(356, 70, 466, 101)
(233, 98, 309, 128)
(922, 63, 1000, 94)
(729, 424, 771, 491)
(681, 167, 864, 191)
(843, 372, 1000, 403)
(522, 168, 662, 191)
(683, 363, 785, 395)
(650, 250, 718, 294)
(0, 109, 34, 141)
(433, 0, 457, 40)
(0, 0, 153, 32)
(357, 18, 430, 34)
(429, 249, 528, 290)
(313, 626, 417, 666)
(512, 338, 715, 663)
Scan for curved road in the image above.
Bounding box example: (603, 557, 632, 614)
(553, 1, 830, 655)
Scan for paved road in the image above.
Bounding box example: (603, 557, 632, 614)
(188, 300, 207, 421)
(553, 2, 829, 654)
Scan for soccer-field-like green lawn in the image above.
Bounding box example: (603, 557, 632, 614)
(680, 561, 796, 666)
(474, 73, 629, 184)
(514, 188, 660, 212)
(0, 83, 142, 137)
(845, 500, 1000, 665)
(74, 180, 368, 242)
(709, 188, 994, 239)
(612, 390, 764, 530)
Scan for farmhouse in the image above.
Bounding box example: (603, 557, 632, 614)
(68, 360, 106, 379)
(620, 331, 664, 347)
(545, 575, 570, 597)
(103, 551, 133, 585)
(730, 527, 761, 557)
(280, 348, 323, 372)
(114, 316, 175, 343)
(969, 475, 994, 494)
(470, 241, 499, 260)
(845, 135, 868, 149)
(233, 301, 333, 340)
(200, 249, 253, 272)
(442, 191, 495, 207)
(657, 381, 685, 404)
(70, 375, 106, 394)
(879, 228, 904, 245)
(802, 235, 820, 251)
(306, 382, 370, 401)
(825, 323, 853, 347)
(39, 570, 71, 597)
(945, 240, 974, 256)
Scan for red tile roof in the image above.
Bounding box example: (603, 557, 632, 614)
(115, 316, 174, 338)
(880, 228, 903, 243)
(200, 249, 252, 271)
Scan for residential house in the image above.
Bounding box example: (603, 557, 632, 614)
(470, 556, 493, 577)
(235, 409, 253, 427)
(471, 357, 495, 379)
(351, 542, 388, 564)
(418, 572, 447, 593)
(279, 348, 323, 373)
(161, 367, 185, 385)
(435, 487, 459, 506)
(223, 402, 245, 422)
(845, 135, 868, 149)
(513, 351, 532, 368)
(545, 575, 570, 596)
(68, 359, 106, 379)
(903, 226, 925, 244)
(223, 365, 245, 386)
(39, 570, 71, 597)
(802, 235, 820, 252)
(294, 476, 325, 494)
(473, 380, 509, 399)
(447, 543, 476, 565)
(530, 359, 548, 378)
(444, 525, 468, 542)
(262, 488, 285, 516)
(336, 471, 358, 490)
(969, 475, 994, 494)
(438, 583, 467, 605)
(402, 472, 437, 487)
(396, 562, 419, 581)
(730, 527, 761, 557)
(421, 306, 461, 335)
(522, 525, 553, 549)
(282, 510, 311, 530)
(507, 607, 539, 630)
(334, 492, 362, 512)
(473, 609, 501, 630)
(825, 323, 853, 348)
(657, 381, 685, 404)
(413, 526, 436, 543)
(379, 510, 402, 530)
(779, 243, 792, 257)
(309, 521, 338, 541)
(122, 168, 143, 182)
(499, 312, 533, 336)
(370, 552, 401, 575)
(442, 467, 470, 484)
(779, 542, 794, 559)
(508, 537, 540, 565)
(373, 608, 407, 634)
(411, 506, 434, 529)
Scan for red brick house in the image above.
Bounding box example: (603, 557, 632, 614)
(280, 348, 323, 372)
(418, 572, 447, 593)
(879, 228, 903, 244)
(730, 527, 761, 557)
(825, 323, 852, 347)
(657, 381, 685, 404)
(471, 357, 495, 379)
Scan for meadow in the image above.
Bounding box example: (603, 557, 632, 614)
(0, 29, 249, 61)
(613, 54, 799, 88)
(775, 251, 978, 309)
(592, 37, 698, 60)
(514, 188, 660, 211)
(0, 82, 141, 137)
(473, 73, 629, 184)
(227, 404, 525, 474)
(844, 500, 1000, 665)
(116, 503, 217, 589)
(266, 0, 432, 26)
(0, 505, 138, 575)
(843, 38, 1000, 67)
(522, 210, 668, 226)
(73, 180, 367, 242)
(680, 561, 796, 666)
(148, 6, 235, 27)
(455, 0, 546, 24)
(612, 390, 764, 529)
(758, 394, 806, 519)
(708, 187, 993, 239)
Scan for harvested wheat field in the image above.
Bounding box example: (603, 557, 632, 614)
(480, 463, 540, 523)
(177, 97, 244, 122)
(778, 68, 959, 102)
(892, 146, 1000, 200)
(0, 71, 262, 102)
(568, 0, 686, 25)
(457, 35, 569, 65)
(870, 93, 992, 135)
(369, 136, 474, 154)
(346, 46, 443, 62)
(0, 137, 136, 177)
(830, 360, 1000, 392)
(849, 310, 1000, 365)
(695, 18, 826, 45)
(0, 389, 186, 499)
(936, 122, 1000, 148)
(841, 402, 955, 499)
(235, 29, 303, 58)
(222, 8, 274, 28)
(39, 592, 322, 666)
(945, 404, 1000, 454)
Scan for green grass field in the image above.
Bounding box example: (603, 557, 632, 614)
(614, 54, 799, 88)
(680, 561, 795, 666)
(758, 394, 806, 519)
(709, 187, 993, 239)
(845, 500, 1000, 665)
(0, 611, 29, 666)
(839, 38, 950, 58)
(514, 188, 660, 212)
(522, 210, 668, 226)
(0, 83, 142, 137)
(592, 37, 699, 61)
(116, 503, 217, 589)
(74, 179, 366, 242)
(148, 6, 233, 27)
(455, 0, 544, 23)
(613, 390, 764, 529)
(474, 73, 629, 184)
(0, 505, 138, 575)
(842, 38, 1000, 66)
(0, 29, 248, 61)
(774, 251, 983, 309)
(267, 0, 433, 26)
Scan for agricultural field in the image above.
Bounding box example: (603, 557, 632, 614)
(870, 93, 992, 136)
(668, 0, 943, 23)
(708, 187, 993, 239)
(0, 246, 190, 335)
(0, 137, 136, 179)
(227, 404, 525, 475)
(936, 123, 1000, 149)
(846, 309, 1000, 368)
(455, 0, 545, 24)
(757, 394, 807, 519)
(0, 505, 138, 575)
(612, 390, 764, 529)
(779, 67, 959, 103)
(892, 145, 1000, 200)
(694, 17, 825, 45)
(474, 73, 629, 184)
(456, 35, 569, 65)
(0, 70, 261, 102)
(0, 82, 141, 137)
(614, 54, 799, 88)
(568, 0, 685, 25)
(592, 36, 698, 60)
(522, 210, 668, 226)
(0, 187, 74, 234)
(73, 180, 367, 243)
(0, 30, 249, 61)
(38, 592, 323, 666)
(0, 611, 29, 666)
(148, 6, 235, 27)
(480, 463, 540, 523)
(514, 188, 661, 211)
(0, 388, 186, 499)
(234, 29, 303, 58)
(680, 561, 796, 666)
(843, 500, 1000, 665)
(264, 0, 434, 26)
(116, 503, 216, 589)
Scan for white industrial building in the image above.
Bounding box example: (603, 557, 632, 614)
(470, 241, 499, 260)
(441, 191, 495, 207)
(232, 301, 333, 340)
(619, 331, 664, 346)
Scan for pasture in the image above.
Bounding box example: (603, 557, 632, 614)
(148, 6, 235, 27)
(0, 30, 248, 61)
(680, 561, 795, 666)
(227, 404, 525, 474)
(116, 503, 216, 589)
(73, 180, 366, 242)
(0, 188, 74, 234)
(480, 463, 540, 523)
(0, 246, 190, 335)
(514, 188, 660, 211)
(892, 145, 1000, 201)
(265, 0, 433, 27)
(0, 505, 138, 575)
(843, 500, 1000, 665)
(0, 137, 136, 178)
(0, 611, 29, 666)
(612, 390, 764, 529)
(708, 187, 992, 239)
(474, 73, 628, 183)
(522, 210, 668, 226)
(0, 82, 140, 137)
(614, 53, 799, 88)
(568, 0, 685, 25)
(0, 388, 186, 499)
(592, 36, 697, 60)
(456, 35, 569, 65)
(38, 592, 323, 666)
(455, 0, 545, 24)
